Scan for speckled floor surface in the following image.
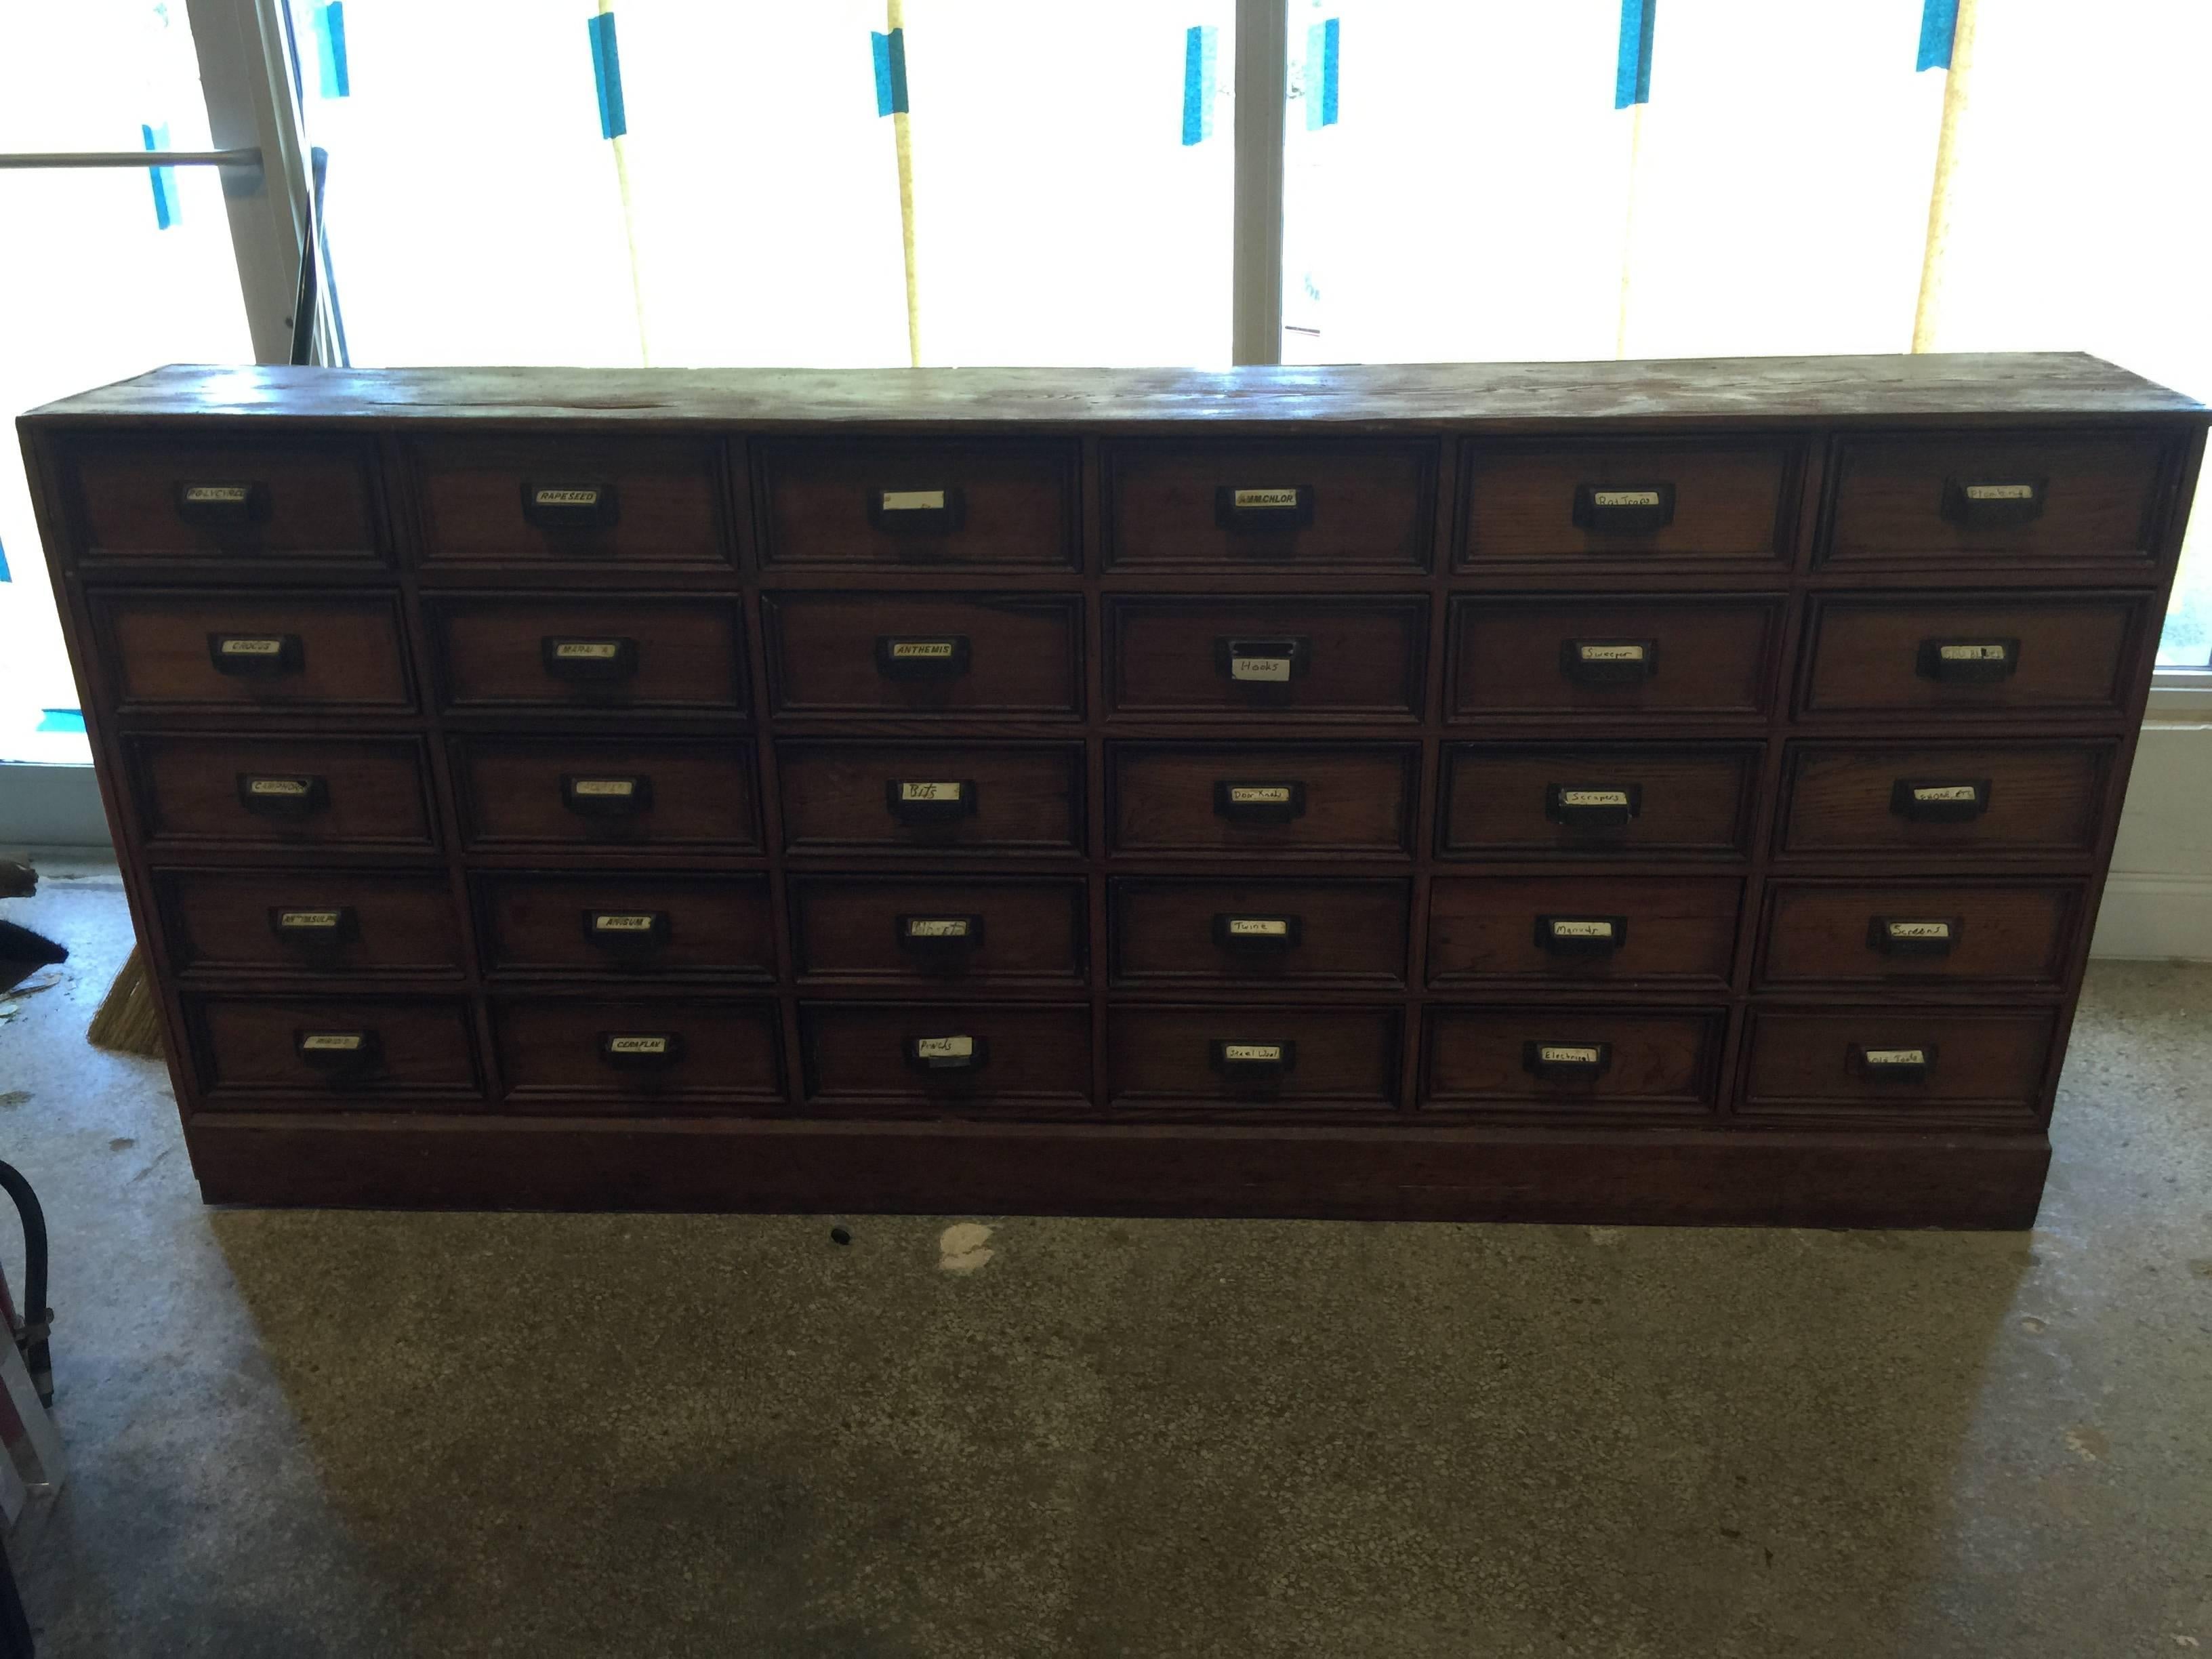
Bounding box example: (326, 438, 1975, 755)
(0, 856, 2207, 1658)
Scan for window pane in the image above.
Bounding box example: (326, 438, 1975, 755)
(0, 3, 253, 765)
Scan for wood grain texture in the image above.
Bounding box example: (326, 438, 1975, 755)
(470, 872, 775, 979)
(1106, 596, 1427, 719)
(451, 737, 760, 851)
(408, 434, 729, 568)
(1105, 1004, 1401, 1109)
(156, 869, 464, 979)
(1740, 1006, 2056, 1128)
(1426, 875, 1741, 989)
(1448, 596, 1782, 721)
(491, 996, 784, 1107)
(1755, 880, 2076, 991)
(1462, 438, 1796, 565)
(1109, 877, 1409, 988)
(1797, 592, 2142, 720)
(764, 592, 1082, 718)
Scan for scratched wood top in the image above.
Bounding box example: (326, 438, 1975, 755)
(21, 353, 2203, 430)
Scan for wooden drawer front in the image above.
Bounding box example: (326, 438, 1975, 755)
(1756, 881, 2076, 990)
(1110, 878, 1409, 988)
(474, 874, 775, 980)
(64, 436, 380, 562)
(779, 742, 1082, 855)
(409, 436, 727, 567)
(89, 592, 413, 714)
(1103, 440, 1435, 571)
(129, 735, 436, 852)
(157, 870, 462, 979)
(427, 597, 745, 713)
(1422, 1008, 1723, 1119)
(1461, 441, 1794, 566)
(1427, 876, 1740, 989)
(1448, 597, 1780, 720)
(452, 738, 759, 851)
(1740, 1008, 2054, 1127)
(1106, 1006, 1400, 1110)
(493, 998, 783, 1107)
(798, 1002, 1091, 1109)
(791, 877, 1085, 985)
(764, 594, 1082, 718)
(188, 996, 481, 1103)
(1778, 741, 2112, 858)
(1440, 745, 1758, 859)
(758, 438, 1077, 569)
(1111, 744, 1416, 858)
(1106, 597, 1426, 720)
(1825, 432, 2171, 568)
(1799, 594, 2142, 720)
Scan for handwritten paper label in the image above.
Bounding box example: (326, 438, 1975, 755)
(1884, 921, 1952, 941)
(1559, 789, 1629, 808)
(1220, 1043, 1283, 1063)
(905, 918, 972, 939)
(1231, 488, 1301, 510)
(1938, 642, 2010, 661)
(1225, 918, 1290, 939)
(1576, 643, 1647, 663)
(300, 1032, 363, 1053)
(1963, 483, 2035, 501)
(879, 489, 947, 512)
(914, 1036, 975, 1060)
(1536, 1044, 1603, 1065)
(898, 781, 964, 803)
(569, 778, 635, 798)
(605, 1036, 669, 1056)
(554, 640, 621, 661)
(1912, 784, 1979, 804)
(1230, 655, 1292, 682)
(1548, 919, 1616, 940)
(1226, 785, 1292, 805)
(1862, 1048, 1927, 1067)
(1592, 489, 1663, 508)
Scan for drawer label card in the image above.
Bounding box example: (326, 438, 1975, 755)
(1963, 483, 2036, 501)
(1547, 919, 1616, 940)
(1576, 643, 1647, 663)
(903, 917, 973, 939)
(1231, 488, 1301, 510)
(276, 910, 343, 930)
(605, 1035, 670, 1056)
(898, 781, 966, 803)
(1220, 1042, 1284, 1063)
(182, 484, 253, 505)
(1226, 785, 1293, 805)
(1559, 789, 1630, 808)
(1938, 642, 2011, 662)
(1862, 1047, 1928, 1066)
(569, 778, 636, 798)
(914, 1036, 975, 1059)
(532, 487, 603, 508)
(878, 489, 947, 512)
(1912, 784, 1980, 804)
(1591, 489, 1664, 508)
(591, 912, 660, 932)
(217, 637, 286, 657)
(554, 640, 623, 661)
(1883, 920, 1952, 941)
(1225, 917, 1290, 939)
(886, 640, 958, 660)
(1536, 1044, 1603, 1065)
(299, 1032, 364, 1053)
(246, 777, 313, 798)
(1229, 655, 1293, 682)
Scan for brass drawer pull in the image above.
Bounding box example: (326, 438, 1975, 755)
(174, 481, 268, 524)
(268, 907, 358, 958)
(1559, 638, 1656, 686)
(1214, 485, 1313, 531)
(236, 773, 328, 818)
(1868, 918, 1960, 958)
(1941, 478, 2045, 528)
(868, 487, 964, 534)
(897, 914, 984, 956)
(561, 774, 652, 818)
(1523, 1040, 1612, 1080)
(1852, 1044, 1936, 1083)
(1212, 780, 1305, 824)
(907, 1033, 987, 1073)
(541, 636, 639, 681)
(1572, 482, 1675, 533)
(1545, 783, 1639, 830)
(520, 481, 619, 529)
(1213, 636, 1309, 684)
(1889, 778, 1990, 823)
(295, 1029, 381, 1080)
(886, 779, 976, 823)
(1536, 916, 1626, 956)
(1917, 638, 2019, 683)
(874, 635, 972, 679)
(584, 910, 671, 959)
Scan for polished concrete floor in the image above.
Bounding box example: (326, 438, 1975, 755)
(1, 857, 2208, 1658)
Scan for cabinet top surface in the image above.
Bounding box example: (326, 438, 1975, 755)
(20, 352, 2203, 430)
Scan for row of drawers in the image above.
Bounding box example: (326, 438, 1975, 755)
(58, 429, 2177, 572)
(85, 589, 2154, 722)
(153, 869, 2085, 994)
(180, 994, 2056, 1129)
(120, 734, 2116, 862)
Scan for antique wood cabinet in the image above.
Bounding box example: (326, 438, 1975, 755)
(19, 355, 2203, 1226)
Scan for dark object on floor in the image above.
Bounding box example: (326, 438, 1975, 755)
(0, 1160, 52, 1409)
(0, 922, 65, 996)
(831, 1227, 852, 1246)
(85, 946, 162, 1059)
(0, 863, 32, 899)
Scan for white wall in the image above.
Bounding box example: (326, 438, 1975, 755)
(2091, 718, 2212, 961)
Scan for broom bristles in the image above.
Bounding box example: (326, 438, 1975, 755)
(87, 946, 164, 1058)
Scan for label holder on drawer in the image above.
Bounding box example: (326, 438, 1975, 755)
(520, 481, 621, 531)
(236, 773, 329, 819)
(897, 914, 985, 960)
(1572, 482, 1676, 535)
(295, 1028, 382, 1081)
(1536, 916, 1628, 956)
(886, 779, 977, 824)
(1916, 638, 2020, 684)
(1544, 783, 1641, 831)
(907, 1033, 987, 1074)
(1889, 779, 1991, 823)
(1214, 485, 1315, 532)
(1941, 477, 2046, 529)
(1212, 914, 1302, 951)
(874, 636, 972, 680)
(868, 487, 965, 535)
(207, 633, 304, 678)
(268, 906, 359, 958)
(1212, 780, 1306, 825)
(562, 774, 653, 818)
(1523, 1040, 1612, 1080)
(1209, 1039, 1296, 1082)
(174, 481, 269, 525)
(1213, 636, 1310, 684)
(1868, 917, 1961, 958)
(583, 909, 672, 960)
(1851, 1044, 1936, 1083)
(1560, 639, 1657, 687)
(600, 1031, 685, 1069)
(541, 637, 640, 682)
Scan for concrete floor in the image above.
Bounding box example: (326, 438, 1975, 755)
(0, 859, 2207, 1658)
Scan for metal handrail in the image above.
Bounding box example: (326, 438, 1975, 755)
(0, 147, 262, 170)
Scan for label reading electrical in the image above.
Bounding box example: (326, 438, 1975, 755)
(1963, 483, 2035, 501)
(1537, 1044, 1603, 1065)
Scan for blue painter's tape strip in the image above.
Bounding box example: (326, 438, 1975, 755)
(1181, 25, 1218, 146)
(1917, 0, 1959, 70)
(0, 534, 9, 582)
(1615, 0, 1656, 108)
(1304, 20, 1340, 130)
(142, 122, 179, 230)
(589, 12, 626, 140)
(314, 3, 350, 98)
(36, 710, 85, 735)
(873, 28, 909, 117)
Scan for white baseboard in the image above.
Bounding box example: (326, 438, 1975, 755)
(0, 763, 111, 850)
(2090, 873, 2212, 962)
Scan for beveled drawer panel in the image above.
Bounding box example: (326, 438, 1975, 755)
(492, 997, 783, 1107)
(1426, 876, 1740, 989)
(1109, 878, 1409, 987)
(1739, 1007, 2054, 1127)
(128, 734, 438, 853)
(472, 874, 775, 979)
(1755, 881, 2076, 990)
(1103, 439, 1435, 571)
(426, 597, 746, 713)
(156, 869, 463, 979)
(452, 737, 760, 851)
(409, 435, 729, 568)
(62, 436, 381, 563)
(791, 877, 1086, 985)
(1460, 440, 1795, 567)
(1421, 1006, 1723, 1120)
(187, 995, 481, 1104)
(1106, 1006, 1400, 1110)
(1824, 431, 2172, 568)
(1106, 596, 1426, 720)
(757, 438, 1078, 569)
(778, 742, 1082, 855)
(89, 591, 413, 714)
(1446, 596, 1780, 720)
(764, 593, 1082, 718)
(1110, 743, 1416, 859)
(1439, 744, 1759, 859)
(1798, 593, 2143, 720)
(1778, 741, 2114, 858)
(798, 1002, 1091, 1109)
